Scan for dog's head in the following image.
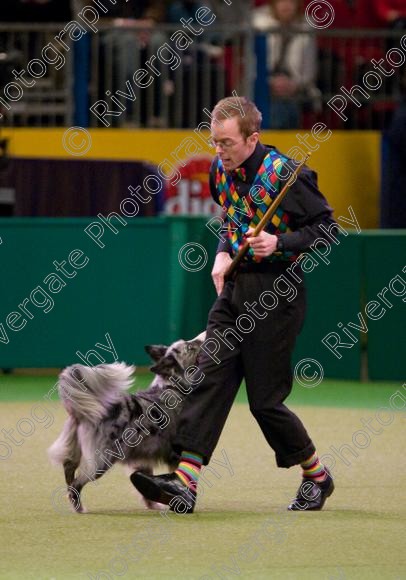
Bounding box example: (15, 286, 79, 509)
(145, 331, 205, 379)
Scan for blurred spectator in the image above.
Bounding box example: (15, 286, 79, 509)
(166, 0, 203, 22)
(72, 0, 151, 19)
(142, 1, 168, 22)
(373, 0, 406, 28)
(165, 0, 227, 128)
(302, 0, 381, 29)
(2, 0, 72, 22)
(210, 0, 251, 94)
(353, 0, 381, 28)
(307, 0, 352, 28)
(209, 0, 250, 28)
(381, 69, 406, 227)
(254, 0, 320, 128)
(1, 0, 72, 109)
(88, 0, 167, 127)
(300, 0, 394, 128)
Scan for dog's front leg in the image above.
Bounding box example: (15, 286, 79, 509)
(63, 460, 79, 486)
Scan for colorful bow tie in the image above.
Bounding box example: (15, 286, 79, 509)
(230, 167, 247, 182)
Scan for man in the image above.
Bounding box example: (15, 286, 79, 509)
(131, 96, 336, 513)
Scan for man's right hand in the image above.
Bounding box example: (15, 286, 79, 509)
(211, 252, 233, 296)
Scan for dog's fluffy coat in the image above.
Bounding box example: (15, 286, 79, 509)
(48, 335, 204, 512)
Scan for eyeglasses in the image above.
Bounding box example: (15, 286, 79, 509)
(208, 138, 246, 151)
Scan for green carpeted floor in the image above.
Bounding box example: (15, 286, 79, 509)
(0, 374, 405, 579)
(0, 371, 402, 409)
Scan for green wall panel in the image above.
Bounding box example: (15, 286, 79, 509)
(0, 218, 172, 368)
(167, 216, 217, 342)
(0, 219, 404, 381)
(294, 233, 363, 380)
(363, 231, 406, 381)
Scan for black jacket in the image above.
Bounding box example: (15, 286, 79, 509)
(210, 142, 336, 255)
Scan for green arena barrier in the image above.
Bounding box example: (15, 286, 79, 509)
(293, 230, 363, 381)
(0, 218, 174, 368)
(0, 218, 404, 381)
(362, 230, 406, 381)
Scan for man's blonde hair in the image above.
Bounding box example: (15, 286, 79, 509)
(212, 97, 262, 139)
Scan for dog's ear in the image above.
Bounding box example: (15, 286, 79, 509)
(150, 354, 178, 376)
(145, 345, 167, 362)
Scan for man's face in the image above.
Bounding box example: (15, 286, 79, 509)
(273, 0, 298, 24)
(210, 117, 258, 172)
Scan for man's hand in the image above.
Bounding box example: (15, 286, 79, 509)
(211, 252, 233, 296)
(246, 228, 278, 258)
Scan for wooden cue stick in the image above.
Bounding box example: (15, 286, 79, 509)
(224, 152, 311, 281)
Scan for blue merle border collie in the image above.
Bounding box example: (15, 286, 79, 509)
(48, 333, 205, 513)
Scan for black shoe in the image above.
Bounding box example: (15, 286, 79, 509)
(288, 467, 334, 511)
(130, 472, 196, 514)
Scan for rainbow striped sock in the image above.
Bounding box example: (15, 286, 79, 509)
(175, 451, 203, 491)
(300, 452, 326, 482)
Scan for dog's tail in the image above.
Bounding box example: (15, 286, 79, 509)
(57, 362, 135, 424)
(48, 415, 79, 466)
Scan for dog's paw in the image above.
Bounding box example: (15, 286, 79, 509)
(71, 503, 87, 514)
(68, 490, 86, 514)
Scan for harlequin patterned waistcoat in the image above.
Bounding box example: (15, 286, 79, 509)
(216, 149, 297, 262)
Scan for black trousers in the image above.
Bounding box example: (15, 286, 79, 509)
(173, 262, 316, 468)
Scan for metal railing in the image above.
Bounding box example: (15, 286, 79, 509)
(307, 28, 405, 130)
(86, 23, 254, 129)
(0, 24, 403, 129)
(0, 24, 73, 126)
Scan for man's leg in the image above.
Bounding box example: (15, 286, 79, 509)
(242, 311, 317, 468)
(130, 280, 244, 511)
(237, 270, 334, 510)
(172, 280, 245, 461)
